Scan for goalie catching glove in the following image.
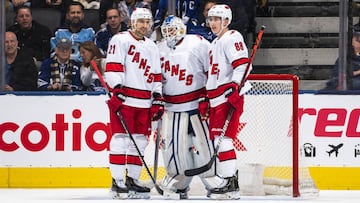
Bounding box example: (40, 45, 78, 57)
(225, 82, 243, 111)
(151, 93, 165, 121)
(107, 87, 126, 113)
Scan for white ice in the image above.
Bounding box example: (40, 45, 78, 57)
(0, 189, 359, 203)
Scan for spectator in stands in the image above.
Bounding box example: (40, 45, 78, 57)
(99, 0, 118, 26)
(187, 0, 217, 42)
(179, 0, 202, 30)
(324, 28, 360, 90)
(153, 0, 166, 30)
(7, 5, 52, 68)
(99, 0, 152, 28)
(79, 41, 106, 92)
(8, 0, 31, 11)
(153, 0, 201, 31)
(4, 31, 38, 91)
(95, 8, 128, 55)
(38, 38, 82, 91)
(50, 1, 95, 63)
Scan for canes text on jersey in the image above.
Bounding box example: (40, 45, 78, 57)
(128, 44, 156, 83)
(160, 57, 193, 85)
(209, 50, 219, 79)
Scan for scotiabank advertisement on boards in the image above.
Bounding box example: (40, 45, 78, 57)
(1, 93, 360, 167)
(0, 94, 111, 167)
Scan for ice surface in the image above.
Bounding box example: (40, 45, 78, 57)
(0, 189, 359, 203)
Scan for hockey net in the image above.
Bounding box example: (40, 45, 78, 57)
(140, 74, 319, 197)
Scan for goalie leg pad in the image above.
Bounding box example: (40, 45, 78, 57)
(189, 114, 215, 178)
(161, 111, 194, 183)
(189, 113, 221, 193)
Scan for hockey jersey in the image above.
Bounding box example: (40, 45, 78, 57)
(206, 30, 252, 108)
(158, 34, 210, 112)
(105, 31, 162, 108)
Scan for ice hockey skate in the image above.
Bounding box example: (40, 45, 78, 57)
(110, 178, 128, 199)
(208, 173, 240, 200)
(176, 187, 189, 199)
(125, 176, 150, 199)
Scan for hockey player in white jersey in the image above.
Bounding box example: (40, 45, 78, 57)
(157, 15, 220, 199)
(104, 8, 164, 199)
(202, 4, 253, 200)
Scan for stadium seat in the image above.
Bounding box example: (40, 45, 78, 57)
(83, 9, 100, 32)
(31, 8, 62, 34)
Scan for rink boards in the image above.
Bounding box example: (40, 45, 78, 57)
(1, 93, 360, 190)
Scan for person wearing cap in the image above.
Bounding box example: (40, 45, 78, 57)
(324, 25, 360, 90)
(38, 37, 82, 91)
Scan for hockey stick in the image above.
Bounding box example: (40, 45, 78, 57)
(153, 120, 161, 183)
(184, 26, 266, 176)
(90, 60, 164, 195)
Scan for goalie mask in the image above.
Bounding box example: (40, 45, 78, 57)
(207, 4, 232, 31)
(161, 15, 186, 49)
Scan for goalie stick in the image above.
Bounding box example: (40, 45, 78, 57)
(184, 26, 266, 176)
(90, 60, 164, 195)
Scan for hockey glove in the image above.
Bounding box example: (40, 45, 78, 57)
(151, 93, 165, 121)
(198, 96, 210, 120)
(107, 88, 126, 113)
(225, 82, 243, 111)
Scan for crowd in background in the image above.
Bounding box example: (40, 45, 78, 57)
(3, 0, 266, 92)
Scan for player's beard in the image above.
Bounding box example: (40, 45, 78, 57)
(132, 29, 147, 40)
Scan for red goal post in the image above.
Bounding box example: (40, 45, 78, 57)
(141, 74, 319, 197)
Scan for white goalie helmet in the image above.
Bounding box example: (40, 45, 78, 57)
(161, 15, 186, 49)
(130, 7, 153, 27)
(207, 4, 232, 25)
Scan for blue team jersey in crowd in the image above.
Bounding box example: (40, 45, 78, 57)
(50, 26, 95, 63)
